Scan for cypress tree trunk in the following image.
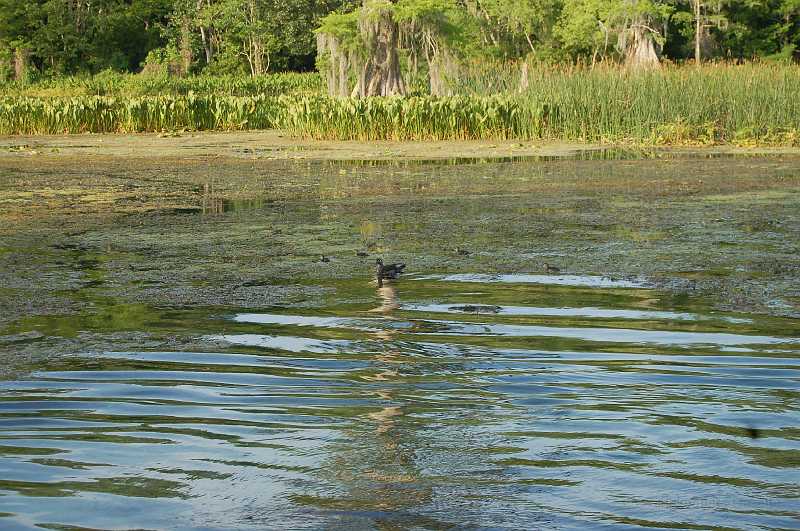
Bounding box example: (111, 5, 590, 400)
(197, 0, 214, 65)
(518, 61, 530, 93)
(179, 20, 193, 76)
(14, 47, 29, 81)
(429, 55, 447, 96)
(694, 0, 702, 63)
(0, 52, 8, 82)
(245, 0, 266, 76)
(625, 24, 660, 70)
(317, 33, 352, 98)
(429, 51, 457, 96)
(355, 0, 405, 97)
(316, 0, 413, 97)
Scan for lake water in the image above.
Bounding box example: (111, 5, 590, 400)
(1, 273, 799, 529)
(1, 153, 800, 530)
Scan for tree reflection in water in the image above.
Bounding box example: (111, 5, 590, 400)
(297, 281, 442, 526)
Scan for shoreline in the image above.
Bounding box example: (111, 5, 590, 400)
(3, 130, 800, 162)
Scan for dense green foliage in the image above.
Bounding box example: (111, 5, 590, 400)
(2, 65, 798, 146)
(2, 1, 797, 144)
(0, 71, 322, 97)
(0, 0, 354, 79)
(0, 0, 797, 80)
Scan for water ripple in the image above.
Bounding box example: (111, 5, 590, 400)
(0, 277, 798, 530)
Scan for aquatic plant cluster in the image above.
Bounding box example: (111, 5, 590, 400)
(0, 95, 286, 134)
(1, 65, 798, 145)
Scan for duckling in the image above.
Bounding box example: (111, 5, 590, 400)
(375, 258, 406, 287)
(544, 262, 560, 274)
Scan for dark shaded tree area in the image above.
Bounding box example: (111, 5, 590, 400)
(0, 0, 797, 80)
(0, 0, 355, 79)
(0, 0, 171, 77)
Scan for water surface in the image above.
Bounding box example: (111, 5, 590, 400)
(1, 154, 800, 530)
(1, 275, 799, 530)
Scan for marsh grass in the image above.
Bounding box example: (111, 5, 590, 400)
(1, 64, 798, 144)
(0, 72, 322, 98)
(512, 64, 800, 145)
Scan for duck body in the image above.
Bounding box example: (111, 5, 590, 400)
(376, 258, 406, 287)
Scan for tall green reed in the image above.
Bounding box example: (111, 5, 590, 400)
(1, 65, 798, 145)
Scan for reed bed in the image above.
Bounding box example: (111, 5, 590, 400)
(1, 65, 798, 144)
(286, 64, 800, 144)
(513, 64, 800, 145)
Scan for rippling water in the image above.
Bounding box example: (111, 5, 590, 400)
(1, 274, 799, 530)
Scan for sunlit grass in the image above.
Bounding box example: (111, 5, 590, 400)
(0, 71, 322, 98)
(0, 95, 285, 134)
(1, 64, 798, 145)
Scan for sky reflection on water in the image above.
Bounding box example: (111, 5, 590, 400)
(1, 274, 799, 530)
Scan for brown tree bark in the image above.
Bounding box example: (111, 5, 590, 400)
(694, 0, 702, 63)
(179, 20, 193, 76)
(625, 23, 661, 70)
(355, 0, 405, 97)
(317, 33, 352, 97)
(317, 0, 422, 97)
(0, 52, 9, 82)
(518, 61, 529, 93)
(197, 0, 215, 65)
(14, 48, 29, 81)
(428, 55, 447, 96)
(428, 52, 456, 96)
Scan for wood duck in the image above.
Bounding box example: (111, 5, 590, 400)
(375, 258, 406, 287)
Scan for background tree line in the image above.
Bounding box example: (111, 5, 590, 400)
(0, 0, 797, 80)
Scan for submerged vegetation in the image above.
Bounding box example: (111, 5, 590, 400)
(2, 64, 799, 145)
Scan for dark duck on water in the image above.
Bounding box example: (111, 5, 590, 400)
(375, 258, 406, 287)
